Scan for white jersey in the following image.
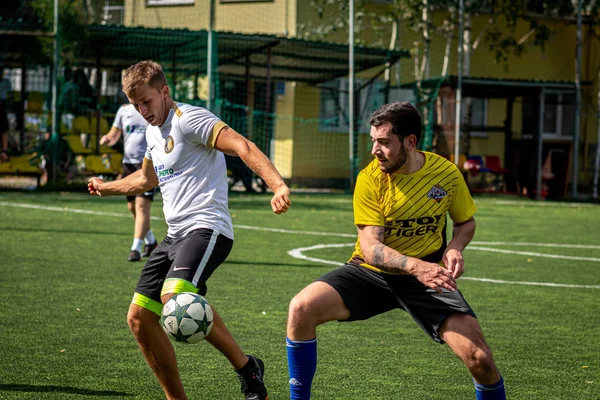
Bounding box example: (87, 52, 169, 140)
(112, 104, 149, 164)
(144, 102, 233, 240)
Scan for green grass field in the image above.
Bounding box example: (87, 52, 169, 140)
(0, 191, 599, 400)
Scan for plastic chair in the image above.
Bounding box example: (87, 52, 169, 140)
(484, 155, 509, 174)
(467, 155, 492, 173)
(72, 116, 90, 135)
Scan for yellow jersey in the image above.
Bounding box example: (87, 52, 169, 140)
(350, 151, 476, 273)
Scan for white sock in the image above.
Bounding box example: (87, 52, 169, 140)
(131, 238, 144, 252)
(145, 230, 156, 245)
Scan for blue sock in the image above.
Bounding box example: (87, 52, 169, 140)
(286, 337, 317, 400)
(474, 376, 506, 400)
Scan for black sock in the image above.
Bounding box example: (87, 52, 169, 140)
(235, 357, 253, 375)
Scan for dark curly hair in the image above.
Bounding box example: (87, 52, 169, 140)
(368, 101, 422, 144)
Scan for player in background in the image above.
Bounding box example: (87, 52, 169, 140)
(286, 102, 505, 400)
(88, 60, 291, 400)
(0, 67, 12, 163)
(100, 102, 157, 261)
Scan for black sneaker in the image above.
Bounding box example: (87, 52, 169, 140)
(128, 250, 141, 262)
(237, 356, 268, 400)
(142, 242, 157, 258)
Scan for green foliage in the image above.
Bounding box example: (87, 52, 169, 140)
(299, 0, 600, 68)
(18, 0, 94, 66)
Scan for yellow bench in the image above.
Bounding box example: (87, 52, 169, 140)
(0, 154, 44, 186)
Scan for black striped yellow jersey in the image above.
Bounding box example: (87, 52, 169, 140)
(349, 151, 476, 273)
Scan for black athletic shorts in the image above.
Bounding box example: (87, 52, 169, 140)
(0, 101, 8, 133)
(122, 162, 155, 202)
(134, 228, 233, 303)
(316, 263, 476, 344)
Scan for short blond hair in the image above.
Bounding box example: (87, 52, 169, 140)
(122, 60, 168, 96)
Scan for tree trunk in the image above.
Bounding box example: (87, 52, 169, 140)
(419, 0, 431, 80)
(460, 13, 473, 156)
(384, 17, 399, 104)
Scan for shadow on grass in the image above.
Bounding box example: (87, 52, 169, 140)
(0, 383, 132, 396)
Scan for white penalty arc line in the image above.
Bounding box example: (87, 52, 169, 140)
(287, 243, 600, 289)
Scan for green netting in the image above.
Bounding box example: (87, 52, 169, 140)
(0, 0, 422, 190)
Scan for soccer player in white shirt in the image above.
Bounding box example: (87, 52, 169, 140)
(88, 60, 291, 400)
(100, 103, 157, 261)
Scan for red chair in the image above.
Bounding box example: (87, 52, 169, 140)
(485, 155, 509, 174)
(484, 155, 509, 192)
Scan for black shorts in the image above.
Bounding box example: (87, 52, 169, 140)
(316, 263, 476, 343)
(134, 229, 233, 303)
(0, 101, 8, 133)
(122, 162, 155, 202)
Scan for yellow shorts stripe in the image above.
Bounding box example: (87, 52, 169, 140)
(161, 278, 198, 298)
(132, 292, 163, 316)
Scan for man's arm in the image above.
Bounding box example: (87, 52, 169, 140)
(88, 157, 158, 196)
(358, 225, 457, 293)
(99, 127, 122, 147)
(214, 126, 291, 214)
(443, 217, 476, 279)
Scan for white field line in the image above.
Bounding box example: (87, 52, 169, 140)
(0, 201, 164, 221)
(469, 246, 600, 262)
(287, 243, 600, 289)
(3, 201, 600, 288)
(486, 200, 596, 207)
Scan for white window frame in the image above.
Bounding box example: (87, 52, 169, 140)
(319, 78, 389, 134)
(543, 91, 573, 139)
(469, 97, 488, 138)
(146, 0, 194, 6)
(102, 2, 125, 25)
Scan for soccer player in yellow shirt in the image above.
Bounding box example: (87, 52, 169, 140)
(286, 102, 505, 400)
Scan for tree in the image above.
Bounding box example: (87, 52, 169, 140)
(299, 0, 600, 152)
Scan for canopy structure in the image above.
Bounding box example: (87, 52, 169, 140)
(404, 75, 592, 199)
(74, 24, 409, 85)
(403, 75, 589, 98)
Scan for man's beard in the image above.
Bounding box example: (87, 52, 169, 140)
(379, 144, 408, 174)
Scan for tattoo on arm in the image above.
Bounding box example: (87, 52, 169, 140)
(372, 243, 409, 274)
(373, 243, 385, 267)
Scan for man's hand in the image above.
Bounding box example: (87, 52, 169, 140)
(411, 259, 457, 293)
(99, 135, 109, 146)
(443, 247, 465, 279)
(88, 177, 105, 196)
(270, 185, 291, 214)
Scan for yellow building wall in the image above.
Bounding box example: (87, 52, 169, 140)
(273, 82, 296, 178)
(125, 0, 293, 35)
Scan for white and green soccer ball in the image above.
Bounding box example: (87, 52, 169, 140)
(160, 292, 214, 344)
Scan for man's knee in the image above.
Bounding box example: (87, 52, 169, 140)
(135, 198, 151, 213)
(288, 294, 314, 323)
(127, 298, 162, 335)
(463, 344, 496, 374)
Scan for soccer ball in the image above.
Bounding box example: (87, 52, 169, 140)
(160, 292, 214, 344)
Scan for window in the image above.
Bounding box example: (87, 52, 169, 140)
(521, 92, 574, 138)
(319, 78, 387, 133)
(220, 0, 273, 3)
(102, 0, 124, 25)
(469, 98, 487, 137)
(543, 92, 574, 137)
(146, 0, 194, 6)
